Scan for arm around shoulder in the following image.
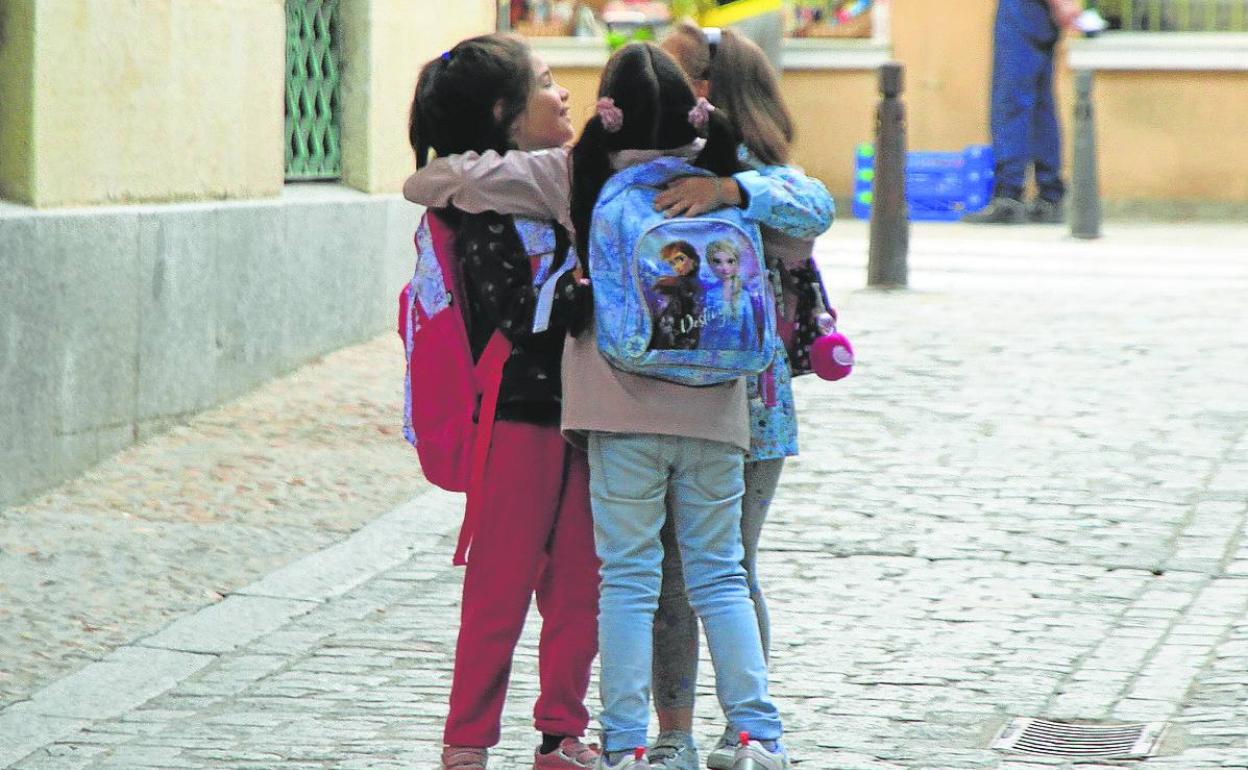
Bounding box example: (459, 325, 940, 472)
(402, 148, 574, 232)
(734, 165, 835, 242)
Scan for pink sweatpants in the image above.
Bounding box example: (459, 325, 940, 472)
(443, 420, 599, 747)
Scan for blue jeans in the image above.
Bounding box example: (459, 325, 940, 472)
(653, 458, 785, 713)
(587, 432, 782, 752)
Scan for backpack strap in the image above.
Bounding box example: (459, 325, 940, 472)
(452, 330, 511, 566)
(532, 251, 577, 334)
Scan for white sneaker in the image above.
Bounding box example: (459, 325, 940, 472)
(730, 739, 789, 770)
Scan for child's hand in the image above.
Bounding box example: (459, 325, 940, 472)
(654, 177, 742, 218)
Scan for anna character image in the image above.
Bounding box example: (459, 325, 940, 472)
(649, 240, 705, 350)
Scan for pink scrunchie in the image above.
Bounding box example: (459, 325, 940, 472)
(687, 97, 715, 131)
(597, 97, 624, 133)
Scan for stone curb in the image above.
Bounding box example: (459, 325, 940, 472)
(0, 485, 464, 768)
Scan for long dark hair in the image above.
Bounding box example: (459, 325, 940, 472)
(664, 22, 794, 166)
(408, 34, 533, 168)
(570, 42, 740, 263)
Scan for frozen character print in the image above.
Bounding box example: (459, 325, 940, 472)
(700, 239, 760, 351)
(649, 240, 705, 350)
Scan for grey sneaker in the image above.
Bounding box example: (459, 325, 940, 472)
(730, 739, 789, 770)
(962, 196, 1026, 224)
(648, 731, 698, 770)
(595, 748, 647, 770)
(1027, 197, 1066, 224)
(705, 729, 735, 770)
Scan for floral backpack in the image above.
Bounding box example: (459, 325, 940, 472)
(589, 156, 778, 386)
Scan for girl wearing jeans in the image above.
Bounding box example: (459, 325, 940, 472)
(563, 43, 826, 770)
(650, 23, 836, 770)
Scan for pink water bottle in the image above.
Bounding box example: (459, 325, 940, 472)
(810, 311, 854, 381)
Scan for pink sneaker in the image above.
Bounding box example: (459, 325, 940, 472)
(442, 745, 488, 770)
(533, 737, 600, 769)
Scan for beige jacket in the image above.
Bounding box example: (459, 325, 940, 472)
(560, 325, 749, 452)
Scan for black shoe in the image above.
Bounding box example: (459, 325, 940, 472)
(1027, 197, 1066, 224)
(962, 196, 1026, 224)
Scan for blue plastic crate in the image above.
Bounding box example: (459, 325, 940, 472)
(853, 144, 994, 221)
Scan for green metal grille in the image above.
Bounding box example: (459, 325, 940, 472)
(1110, 0, 1248, 31)
(285, 0, 341, 180)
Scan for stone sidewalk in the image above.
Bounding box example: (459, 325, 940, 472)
(2, 221, 1247, 769)
(0, 337, 430, 712)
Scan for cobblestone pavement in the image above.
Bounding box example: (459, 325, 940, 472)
(0, 337, 430, 709)
(3, 221, 1247, 769)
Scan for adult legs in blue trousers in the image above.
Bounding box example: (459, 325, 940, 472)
(991, 29, 1065, 203)
(967, 4, 1067, 224)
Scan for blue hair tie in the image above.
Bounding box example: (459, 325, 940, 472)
(441, 50, 452, 62)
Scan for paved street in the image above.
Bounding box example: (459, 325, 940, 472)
(2, 220, 1247, 769)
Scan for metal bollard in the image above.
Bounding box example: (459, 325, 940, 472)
(1070, 69, 1103, 240)
(868, 62, 909, 288)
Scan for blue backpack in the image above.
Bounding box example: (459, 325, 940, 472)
(589, 156, 777, 386)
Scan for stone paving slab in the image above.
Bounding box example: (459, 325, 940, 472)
(2, 222, 1247, 769)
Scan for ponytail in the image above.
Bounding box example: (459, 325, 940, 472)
(693, 109, 742, 177)
(571, 42, 744, 278)
(570, 118, 614, 270)
(409, 55, 449, 168)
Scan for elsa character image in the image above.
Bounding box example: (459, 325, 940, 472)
(649, 240, 704, 351)
(699, 238, 760, 351)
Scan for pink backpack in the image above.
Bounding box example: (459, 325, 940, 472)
(398, 211, 509, 565)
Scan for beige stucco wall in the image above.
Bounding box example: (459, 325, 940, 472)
(782, 69, 879, 203)
(340, 0, 497, 194)
(4, 0, 497, 207)
(23, 0, 284, 208)
(1076, 70, 1248, 202)
(891, 0, 996, 152)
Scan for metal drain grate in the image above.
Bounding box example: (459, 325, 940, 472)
(993, 718, 1167, 759)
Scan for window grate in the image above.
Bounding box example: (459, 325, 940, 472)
(285, 0, 341, 180)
